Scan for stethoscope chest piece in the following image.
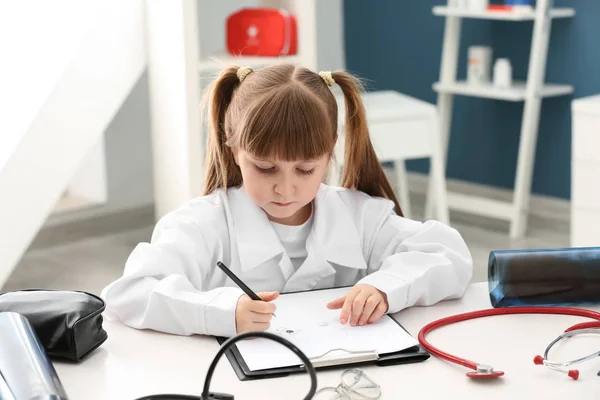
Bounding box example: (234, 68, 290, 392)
(466, 364, 505, 379)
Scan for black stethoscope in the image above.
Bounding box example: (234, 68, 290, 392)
(135, 331, 318, 400)
(418, 306, 600, 380)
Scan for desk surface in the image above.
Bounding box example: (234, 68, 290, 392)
(54, 283, 599, 400)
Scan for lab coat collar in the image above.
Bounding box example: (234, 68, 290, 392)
(227, 186, 285, 273)
(227, 185, 367, 274)
(311, 185, 368, 271)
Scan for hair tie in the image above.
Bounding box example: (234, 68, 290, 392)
(237, 66, 253, 83)
(318, 71, 335, 87)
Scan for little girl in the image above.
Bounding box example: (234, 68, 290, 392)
(101, 64, 473, 338)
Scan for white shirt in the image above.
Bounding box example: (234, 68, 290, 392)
(100, 184, 473, 338)
(269, 206, 313, 270)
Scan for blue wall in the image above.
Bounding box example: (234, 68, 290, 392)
(343, 0, 600, 199)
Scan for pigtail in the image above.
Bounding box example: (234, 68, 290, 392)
(331, 71, 403, 216)
(203, 66, 244, 195)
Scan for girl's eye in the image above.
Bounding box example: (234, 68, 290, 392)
(256, 166, 276, 174)
(254, 165, 314, 175)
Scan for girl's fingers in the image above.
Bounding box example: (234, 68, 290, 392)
(367, 302, 388, 324)
(251, 311, 273, 323)
(340, 288, 359, 324)
(358, 295, 379, 326)
(248, 300, 277, 314)
(349, 290, 370, 326)
(327, 296, 346, 310)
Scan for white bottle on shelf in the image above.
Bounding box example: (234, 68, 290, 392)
(493, 58, 513, 88)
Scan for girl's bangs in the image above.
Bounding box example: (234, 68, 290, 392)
(235, 84, 336, 161)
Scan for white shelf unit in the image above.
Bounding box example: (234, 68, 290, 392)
(432, 0, 575, 239)
(432, 6, 575, 20)
(433, 81, 573, 102)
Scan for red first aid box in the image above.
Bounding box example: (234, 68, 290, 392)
(226, 8, 297, 57)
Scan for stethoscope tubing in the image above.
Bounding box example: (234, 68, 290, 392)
(418, 306, 600, 376)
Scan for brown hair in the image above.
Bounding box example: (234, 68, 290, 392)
(202, 63, 403, 216)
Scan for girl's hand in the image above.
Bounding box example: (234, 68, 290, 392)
(235, 291, 279, 333)
(326, 284, 388, 326)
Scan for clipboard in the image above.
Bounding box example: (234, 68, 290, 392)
(214, 286, 430, 381)
(215, 316, 429, 381)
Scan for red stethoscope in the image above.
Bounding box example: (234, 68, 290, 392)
(418, 306, 600, 380)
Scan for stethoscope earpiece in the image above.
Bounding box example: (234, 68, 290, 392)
(570, 370, 580, 380)
(533, 355, 580, 380)
(533, 355, 544, 365)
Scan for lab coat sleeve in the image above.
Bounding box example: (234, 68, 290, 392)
(357, 201, 473, 314)
(100, 204, 244, 338)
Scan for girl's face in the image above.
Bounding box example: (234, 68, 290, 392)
(234, 150, 330, 225)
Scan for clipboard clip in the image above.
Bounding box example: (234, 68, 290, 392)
(301, 348, 379, 368)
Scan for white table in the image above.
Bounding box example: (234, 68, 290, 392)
(54, 283, 599, 400)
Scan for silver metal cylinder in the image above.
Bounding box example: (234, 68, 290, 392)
(0, 373, 16, 400)
(0, 312, 69, 400)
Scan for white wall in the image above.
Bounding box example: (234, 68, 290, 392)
(0, 0, 147, 287)
(0, 1, 154, 230)
(45, 72, 155, 227)
(315, 0, 346, 71)
(0, 1, 100, 170)
(67, 135, 108, 205)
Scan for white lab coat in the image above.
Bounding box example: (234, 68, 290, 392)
(101, 184, 473, 338)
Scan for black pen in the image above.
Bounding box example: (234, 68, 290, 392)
(216, 261, 276, 317)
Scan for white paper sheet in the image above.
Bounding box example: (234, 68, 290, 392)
(235, 287, 419, 371)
